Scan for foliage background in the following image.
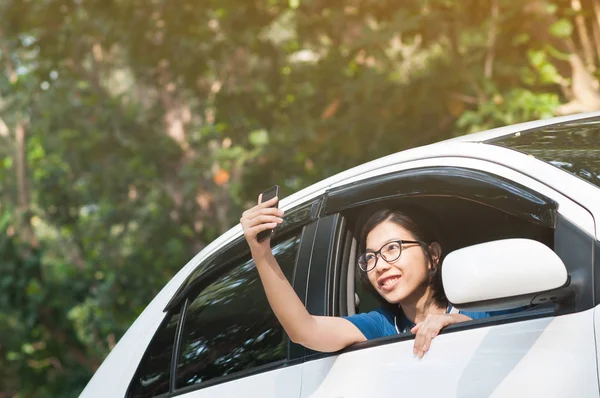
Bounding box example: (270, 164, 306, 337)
(1, 0, 600, 396)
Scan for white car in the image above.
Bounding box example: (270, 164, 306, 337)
(81, 112, 600, 398)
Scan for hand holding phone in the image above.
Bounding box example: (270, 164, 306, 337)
(257, 185, 280, 242)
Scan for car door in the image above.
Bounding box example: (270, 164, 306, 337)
(298, 159, 598, 398)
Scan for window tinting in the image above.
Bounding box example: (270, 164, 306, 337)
(128, 311, 180, 398)
(175, 234, 300, 389)
(489, 119, 600, 189)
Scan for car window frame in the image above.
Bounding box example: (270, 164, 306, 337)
(301, 164, 596, 360)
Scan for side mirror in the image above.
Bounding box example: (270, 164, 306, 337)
(442, 239, 569, 312)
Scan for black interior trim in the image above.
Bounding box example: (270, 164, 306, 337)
(306, 215, 339, 317)
(301, 216, 339, 358)
(327, 216, 345, 316)
(334, 227, 352, 317)
(288, 220, 319, 361)
(322, 166, 557, 228)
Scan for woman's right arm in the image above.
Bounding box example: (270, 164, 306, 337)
(241, 196, 366, 353)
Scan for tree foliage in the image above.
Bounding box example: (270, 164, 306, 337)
(1, 0, 600, 396)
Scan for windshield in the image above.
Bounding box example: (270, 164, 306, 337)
(487, 118, 600, 189)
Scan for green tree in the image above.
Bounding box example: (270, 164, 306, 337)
(1, 0, 600, 396)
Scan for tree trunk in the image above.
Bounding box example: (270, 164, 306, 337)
(571, 0, 596, 69)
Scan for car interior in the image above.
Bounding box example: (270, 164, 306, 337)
(336, 195, 557, 319)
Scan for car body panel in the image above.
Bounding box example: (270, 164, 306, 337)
(175, 364, 302, 398)
(299, 310, 599, 398)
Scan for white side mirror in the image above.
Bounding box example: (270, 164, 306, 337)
(442, 238, 569, 311)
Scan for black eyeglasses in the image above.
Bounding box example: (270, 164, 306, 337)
(358, 239, 425, 272)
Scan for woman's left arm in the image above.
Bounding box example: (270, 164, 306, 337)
(410, 314, 472, 358)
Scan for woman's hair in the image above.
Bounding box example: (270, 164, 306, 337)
(356, 207, 447, 312)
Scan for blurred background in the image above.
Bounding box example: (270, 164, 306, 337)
(1, 0, 599, 396)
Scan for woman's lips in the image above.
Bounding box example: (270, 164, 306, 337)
(378, 275, 402, 292)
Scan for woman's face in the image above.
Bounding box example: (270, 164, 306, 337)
(365, 219, 433, 304)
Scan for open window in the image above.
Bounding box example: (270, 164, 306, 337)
(326, 166, 593, 332)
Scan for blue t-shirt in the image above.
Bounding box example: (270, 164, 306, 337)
(343, 307, 495, 340)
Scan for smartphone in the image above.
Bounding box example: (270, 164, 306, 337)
(257, 185, 280, 242)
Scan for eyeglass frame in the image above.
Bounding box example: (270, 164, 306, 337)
(358, 239, 426, 272)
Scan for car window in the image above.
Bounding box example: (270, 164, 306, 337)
(128, 310, 181, 398)
(488, 119, 600, 189)
(340, 183, 558, 319)
(127, 233, 301, 398)
(174, 234, 300, 389)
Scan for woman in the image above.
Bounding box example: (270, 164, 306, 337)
(240, 196, 491, 358)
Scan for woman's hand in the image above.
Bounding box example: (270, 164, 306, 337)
(410, 313, 472, 358)
(240, 195, 284, 255)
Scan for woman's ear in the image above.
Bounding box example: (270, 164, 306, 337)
(428, 241, 442, 268)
